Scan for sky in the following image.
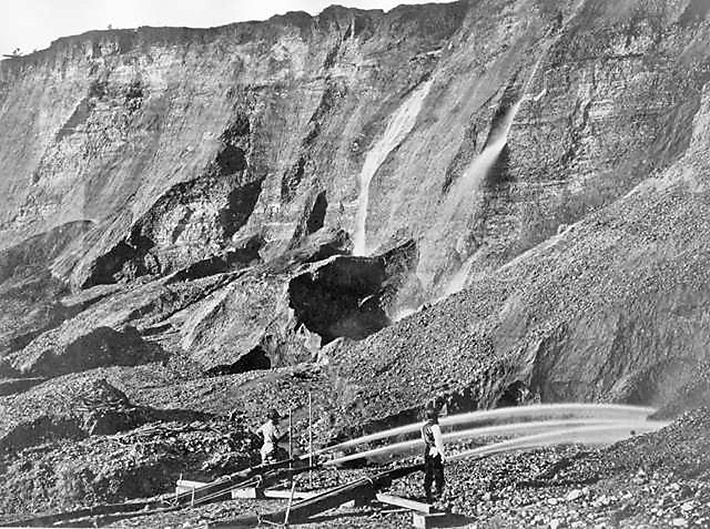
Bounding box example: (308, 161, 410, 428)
(0, 0, 455, 57)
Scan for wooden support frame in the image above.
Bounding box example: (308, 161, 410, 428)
(412, 511, 454, 529)
(209, 464, 425, 528)
(375, 493, 433, 514)
(176, 479, 208, 494)
(178, 478, 319, 502)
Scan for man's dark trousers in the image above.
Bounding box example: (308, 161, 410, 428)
(424, 452, 444, 502)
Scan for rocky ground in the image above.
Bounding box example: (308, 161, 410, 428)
(1, 406, 707, 528)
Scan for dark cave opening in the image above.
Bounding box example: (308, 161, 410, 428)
(288, 256, 390, 344)
(215, 145, 247, 176)
(206, 346, 272, 377)
(306, 191, 328, 235)
(496, 380, 527, 408)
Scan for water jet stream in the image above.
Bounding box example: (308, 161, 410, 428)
(313, 404, 655, 457)
(448, 422, 669, 462)
(352, 79, 433, 256)
(323, 418, 637, 466)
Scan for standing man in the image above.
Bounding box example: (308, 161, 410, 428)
(421, 406, 446, 503)
(258, 408, 288, 464)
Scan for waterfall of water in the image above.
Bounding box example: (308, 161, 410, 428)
(441, 250, 477, 298)
(352, 79, 433, 256)
(459, 99, 522, 203)
(439, 46, 554, 298)
(435, 97, 523, 296)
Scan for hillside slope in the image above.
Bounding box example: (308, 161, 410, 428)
(1, 0, 710, 520)
(0, 0, 708, 466)
(327, 75, 710, 434)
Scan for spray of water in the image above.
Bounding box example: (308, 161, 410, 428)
(312, 403, 655, 458)
(392, 306, 419, 322)
(448, 422, 668, 462)
(352, 79, 433, 256)
(441, 250, 477, 299)
(323, 418, 649, 466)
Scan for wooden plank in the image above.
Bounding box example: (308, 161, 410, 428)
(263, 489, 318, 500)
(175, 478, 244, 503)
(230, 488, 262, 499)
(209, 479, 372, 528)
(174, 475, 246, 505)
(376, 493, 432, 514)
(412, 512, 451, 529)
(177, 479, 209, 488)
(209, 464, 424, 528)
(271, 478, 374, 521)
(173, 457, 316, 508)
(4, 501, 157, 527)
(178, 481, 317, 501)
(230, 487, 318, 500)
(176, 479, 228, 499)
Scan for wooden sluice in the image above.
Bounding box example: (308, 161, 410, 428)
(207, 463, 425, 528)
(172, 457, 314, 507)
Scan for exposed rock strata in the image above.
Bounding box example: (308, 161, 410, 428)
(1, 0, 708, 380)
(0, 3, 709, 519)
(326, 77, 710, 436)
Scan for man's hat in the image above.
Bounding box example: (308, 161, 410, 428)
(267, 408, 281, 420)
(425, 407, 439, 420)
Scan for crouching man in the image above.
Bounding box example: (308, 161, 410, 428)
(421, 406, 446, 503)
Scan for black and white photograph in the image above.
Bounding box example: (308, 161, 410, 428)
(1, 0, 709, 527)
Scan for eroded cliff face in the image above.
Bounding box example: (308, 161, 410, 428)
(327, 67, 710, 436)
(1, 0, 709, 420)
(0, 4, 463, 286)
